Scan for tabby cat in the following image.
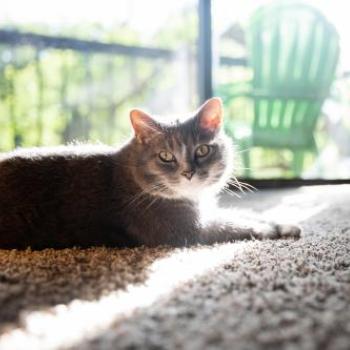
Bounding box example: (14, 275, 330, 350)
(0, 98, 300, 249)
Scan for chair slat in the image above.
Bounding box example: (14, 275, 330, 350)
(246, 2, 339, 152)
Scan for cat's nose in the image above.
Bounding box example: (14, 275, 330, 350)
(181, 170, 195, 180)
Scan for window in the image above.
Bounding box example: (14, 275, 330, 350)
(1, 0, 349, 183)
(0, 0, 199, 149)
(213, 0, 350, 180)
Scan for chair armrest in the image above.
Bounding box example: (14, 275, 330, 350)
(215, 81, 252, 104)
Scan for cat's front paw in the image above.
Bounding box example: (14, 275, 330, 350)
(252, 223, 301, 240)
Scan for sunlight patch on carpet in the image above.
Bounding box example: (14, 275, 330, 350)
(0, 243, 247, 350)
(262, 187, 330, 224)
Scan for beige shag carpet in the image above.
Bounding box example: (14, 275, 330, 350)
(0, 185, 349, 350)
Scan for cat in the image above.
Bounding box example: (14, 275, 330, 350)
(0, 97, 300, 249)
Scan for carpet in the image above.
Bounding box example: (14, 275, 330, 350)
(0, 185, 349, 350)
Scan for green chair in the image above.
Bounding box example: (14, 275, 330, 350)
(219, 1, 340, 176)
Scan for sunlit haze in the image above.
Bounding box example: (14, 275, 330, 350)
(1, 0, 193, 39)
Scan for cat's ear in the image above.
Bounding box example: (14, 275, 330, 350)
(196, 97, 223, 134)
(130, 109, 161, 143)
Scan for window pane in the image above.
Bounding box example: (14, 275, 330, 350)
(0, 0, 199, 149)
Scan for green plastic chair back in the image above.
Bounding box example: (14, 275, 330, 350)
(247, 1, 339, 150)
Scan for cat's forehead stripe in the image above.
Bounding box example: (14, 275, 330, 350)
(169, 129, 182, 148)
(157, 118, 217, 152)
(166, 135, 174, 149)
(181, 143, 187, 159)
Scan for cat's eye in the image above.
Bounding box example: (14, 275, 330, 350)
(195, 144, 211, 158)
(159, 151, 175, 163)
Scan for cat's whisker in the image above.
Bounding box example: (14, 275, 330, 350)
(226, 185, 242, 197)
(223, 187, 241, 199)
(130, 194, 150, 211)
(122, 193, 145, 210)
(138, 184, 169, 212)
(144, 196, 160, 212)
(228, 176, 257, 194)
(123, 184, 157, 210)
(222, 184, 242, 198)
(229, 177, 245, 193)
(233, 166, 253, 171)
(227, 182, 251, 195)
(235, 180, 257, 192)
(129, 183, 167, 211)
(226, 179, 242, 190)
(236, 147, 252, 154)
(224, 178, 253, 197)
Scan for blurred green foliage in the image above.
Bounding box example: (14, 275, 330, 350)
(0, 9, 197, 151)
